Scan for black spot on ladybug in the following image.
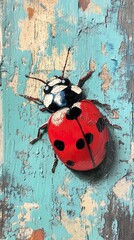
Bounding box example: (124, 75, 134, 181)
(96, 118, 105, 132)
(66, 160, 75, 166)
(48, 102, 61, 113)
(76, 138, 85, 149)
(85, 133, 93, 144)
(54, 140, 65, 151)
(66, 106, 81, 120)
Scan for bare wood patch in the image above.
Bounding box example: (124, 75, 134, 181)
(99, 64, 112, 92)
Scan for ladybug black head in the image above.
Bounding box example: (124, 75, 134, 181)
(25, 48, 84, 113)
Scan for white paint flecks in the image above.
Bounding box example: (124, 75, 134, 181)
(51, 108, 68, 126)
(58, 186, 71, 200)
(38, 47, 75, 73)
(20, 1, 74, 72)
(8, 67, 18, 95)
(89, 60, 96, 72)
(113, 178, 133, 201)
(60, 211, 91, 240)
(101, 44, 107, 56)
(20, 0, 58, 66)
(99, 64, 112, 92)
(80, 189, 98, 216)
(18, 202, 39, 228)
(20, 1, 74, 98)
(16, 203, 39, 239)
(58, 189, 98, 239)
(100, 200, 106, 207)
(17, 228, 33, 239)
(58, 176, 72, 200)
(25, 75, 43, 100)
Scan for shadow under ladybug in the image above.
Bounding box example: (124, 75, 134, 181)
(71, 137, 117, 182)
(20, 48, 121, 174)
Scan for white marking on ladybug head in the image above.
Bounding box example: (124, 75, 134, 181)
(71, 85, 82, 94)
(54, 92, 62, 106)
(48, 79, 61, 87)
(45, 85, 49, 91)
(44, 94, 53, 107)
(51, 108, 68, 126)
(51, 85, 67, 94)
(72, 102, 81, 108)
(61, 79, 65, 84)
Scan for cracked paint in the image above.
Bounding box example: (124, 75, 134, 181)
(58, 176, 71, 200)
(37, 47, 74, 73)
(80, 189, 98, 216)
(99, 64, 112, 92)
(101, 44, 107, 56)
(8, 67, 18, 95)
(113, 177, 133, 201)
(18, 203, 39, 228)
(20, 0, 58, 66)
(17, 228, 33, 240)
(2, 0, 133, 239)
(60, 210, 91, 240)
(24, 47, 74, 98)
(24, 75, 43, 100)
(89, 59, 96, 72)
(101, 194, 134, 240)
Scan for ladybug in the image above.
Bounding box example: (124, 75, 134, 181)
(21, 48, 120, 172)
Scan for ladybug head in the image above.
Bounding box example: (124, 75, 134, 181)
(25, 48, 83, 113)
(43, 77, 71, 94)
(42, 76, 79, 113)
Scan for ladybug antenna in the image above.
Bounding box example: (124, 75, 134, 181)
(61, 47, 71, 79)
(25, 75, 46, 85)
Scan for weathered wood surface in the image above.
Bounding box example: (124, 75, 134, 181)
(1, 0, 133, 239)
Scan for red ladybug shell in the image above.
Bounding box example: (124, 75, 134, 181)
(47, 100, 109, 171)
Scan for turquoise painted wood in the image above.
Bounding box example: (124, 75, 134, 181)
(1, 0, 133, 239)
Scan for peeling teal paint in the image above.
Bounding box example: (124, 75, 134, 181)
(1, 0, 133, 239)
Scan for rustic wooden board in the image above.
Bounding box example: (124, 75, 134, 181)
(1, 0, 133, 239)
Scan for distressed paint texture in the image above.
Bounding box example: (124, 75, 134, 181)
(1, 0, 134, 240)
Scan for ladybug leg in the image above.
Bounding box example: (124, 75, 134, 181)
(39, 107, 47, 112)
(103, 116, 122, 130)
(20, 94, 43, 105)
(52, 153, 58, 173)
(30, 122, 48, 144)
(77, 70, 94, 88)
(91, 99, 111, 111)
